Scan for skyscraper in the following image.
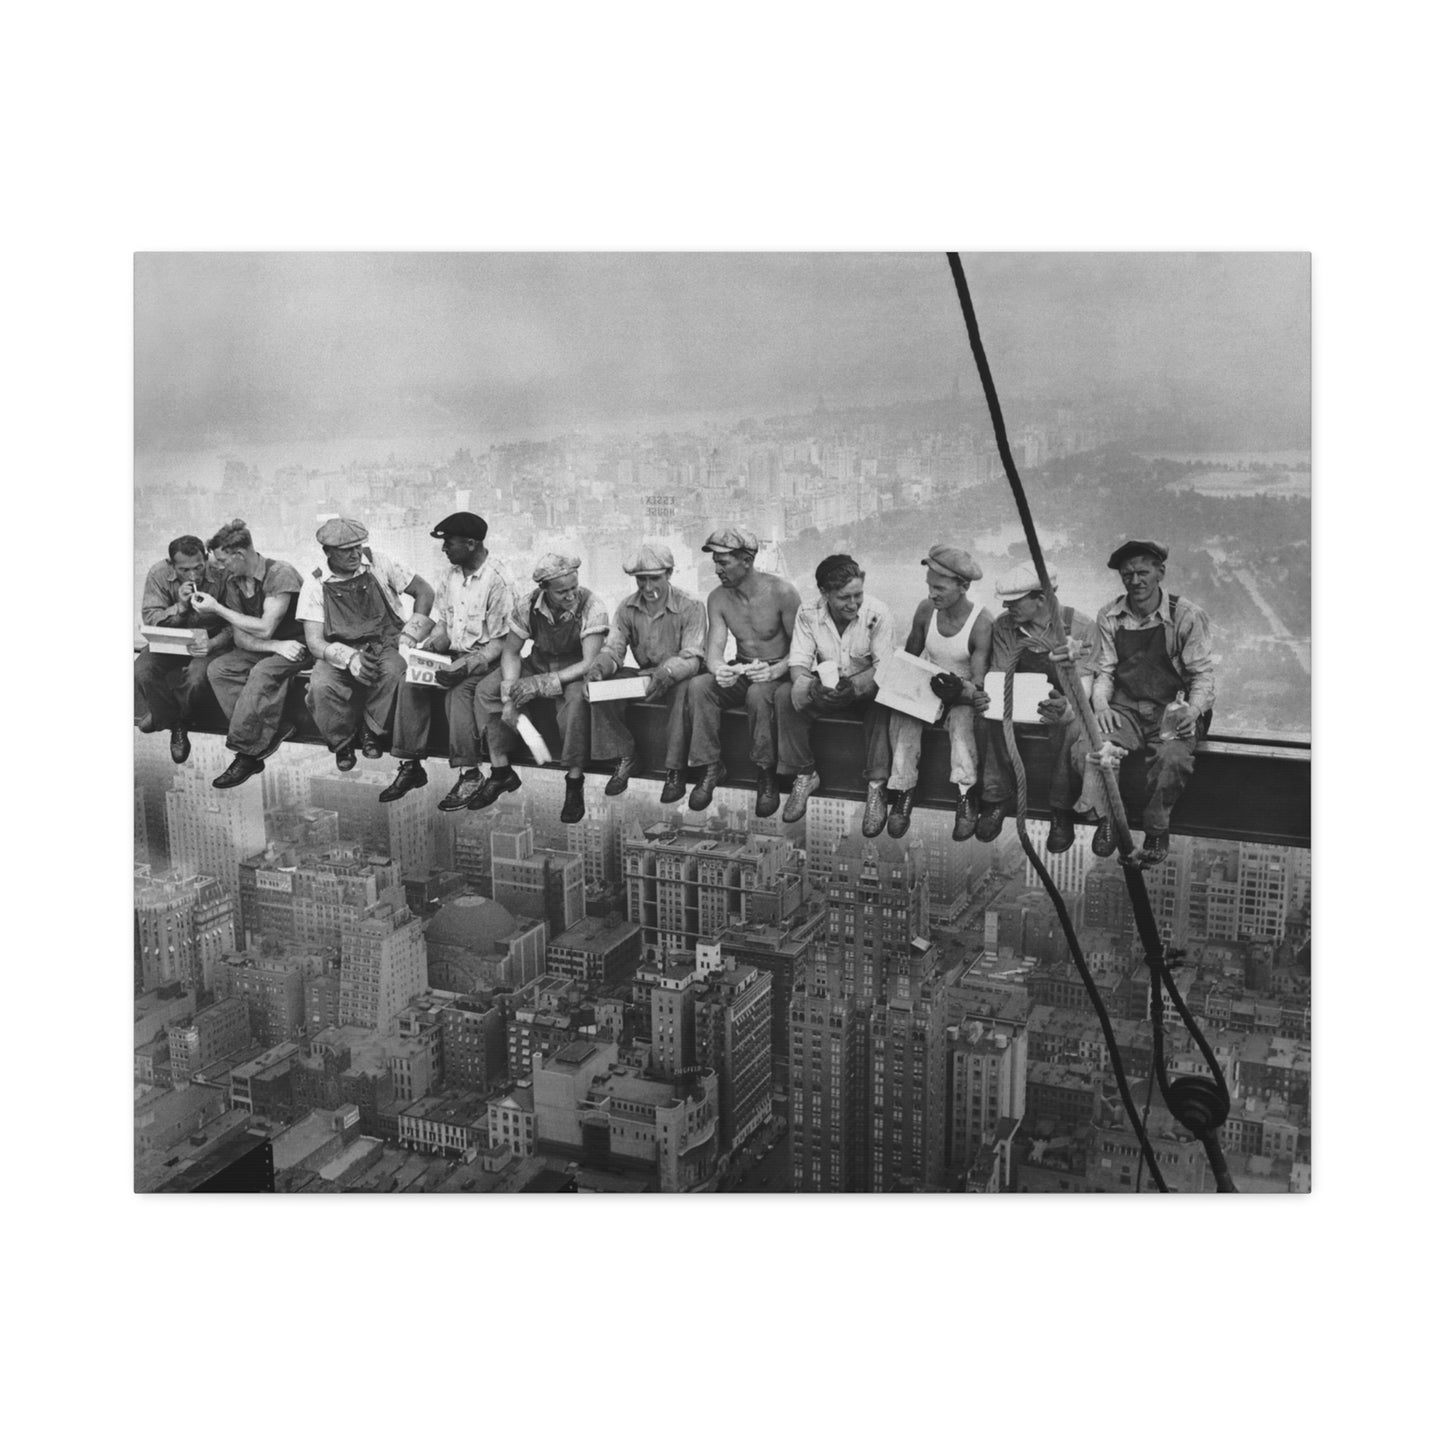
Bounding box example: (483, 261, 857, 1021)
(491, 821, 585, 940)
(134, 871, 236, 995)
(339, 895, 428, 1030)
(309, 768, 434, 879)
(166, 764, 266, 913)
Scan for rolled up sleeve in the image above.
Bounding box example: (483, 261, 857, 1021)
(788, 607, 820, 670)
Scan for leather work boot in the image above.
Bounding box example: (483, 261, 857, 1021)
(954, 788, 980, 842)
(381, 759, 429, 803)
(213, 753, 265, 789)
(861, 781, 889, 839)
(435, 768, 479, 811)
(689, 763, 726, 811)
(782, 770, 820, 823)
(1046, 810, 1076, 854)
(885, 787, 914, 839)
(560, 776, 586, 823)
(335, 739, 358, 772)
(1091, 812, 1118, 857)
(169, 727, 191, 765)
(659, 770, 687, 804)
(605, 754, 636, 797)
(469, 767, 522, 810)
(755, 768, 781, 819)
(1140, 830, 1171, 867)
(973, 798, 1004, 843)
(360, 730, 386, 760)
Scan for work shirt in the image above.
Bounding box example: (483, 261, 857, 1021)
(295, 549, 415, 625)
(598, 584, 707, 675)
(509, 587, 610, 645)
(140, 558, 228, 629)
(217, 553, 305, 642)
(989, 604, 1097, 688)
(432, 554, 517, 655)
(788, 593, 894, 680)
(1094, 591, 1215, 713)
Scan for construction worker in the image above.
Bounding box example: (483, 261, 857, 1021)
(296, 518, 435, 773)
(585, 542, 707, 802)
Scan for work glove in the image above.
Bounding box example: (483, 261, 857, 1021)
(534, 671, 564, 699)
(1038, 690, 1072, 724)
(930, 671, 966, 702)
(436, 660, 468, 689)
(509, 676, 541, 707)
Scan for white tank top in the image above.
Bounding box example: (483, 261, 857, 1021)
(924, 605, 980, 672)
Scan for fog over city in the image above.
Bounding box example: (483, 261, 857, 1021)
(136, 253, 1309, 449)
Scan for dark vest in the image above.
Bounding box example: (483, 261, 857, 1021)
(528, 586, 593, 669)
(312, 551, 402, 646)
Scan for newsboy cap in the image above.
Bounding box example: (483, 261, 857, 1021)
(624, 543, 675, 575)
(1106, 539, 1169, 570)
(995, 561, 1058, 601)
(429, 511, 489, 541)
(533, 552, 582, 584)
(922, 545, 982, 582)
(701, 525, 759, 555)
(316, 517, 369, 548)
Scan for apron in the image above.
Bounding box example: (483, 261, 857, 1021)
(1115, 595, 1185, 717)
(529, 586, 591, 669)
(317, 560, 402, 647)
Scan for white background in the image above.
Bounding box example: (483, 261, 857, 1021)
(5, 3, 1433, 1441)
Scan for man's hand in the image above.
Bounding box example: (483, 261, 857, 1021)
(583, 662, 607, 684)
(643, 669, 671, 700)
(178, 580, 196, 606)
(1038, 690, 1072, 724)
(190, 589, 219, 615)
(348, 650, 380, 684)
(1087, 740, 1126, 771)
(714, 662, 738, 688)
(186, 635, 209, 658)
(1171, 703, 1200, 738)
(274, 639, 307, 664)
(1093, 703, 1122, 735)
(510, 676, 541, 708)
(436, 659, 468, 689)
(1048, 637, 1085, 665)
(930, 671, 965, 702)
(398, 622, 429, 650)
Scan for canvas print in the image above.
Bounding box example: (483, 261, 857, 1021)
(133, 253, 1310, 1193)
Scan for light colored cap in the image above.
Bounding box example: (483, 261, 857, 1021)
(532, 552, 582, 584)
(701, 525, 759, 554)
(316, 517, 369, 547)
(995, 561, 1058, 601)
(922, 544, 981, 582)
(623, 542, 675, 575)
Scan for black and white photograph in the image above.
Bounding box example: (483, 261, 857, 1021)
(132, 252, 1310, 1196)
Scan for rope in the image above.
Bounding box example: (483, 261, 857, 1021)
(999, 661, 1169, 1192)
(947, 251, 1237, 1193)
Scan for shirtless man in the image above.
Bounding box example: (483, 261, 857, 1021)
(684, 526, 801, 817)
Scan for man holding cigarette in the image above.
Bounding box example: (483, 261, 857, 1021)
(471, 552, 609, 823)
(584, 542, 706, 800)
(134, 534, 232, 764)
(380, 511, 515, 808)
(296, 518, 435, 774)
(684, 526, 801, 817)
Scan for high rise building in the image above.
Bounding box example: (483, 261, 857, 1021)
(909, 809, 993, 926)
(217, 956, 307, 1047)
(134, 871, 236, 995)
(1023, 819, 1097, 897)
(168, 996, 251, 1081)
(945, 1017, 1028, 1177)
(624, 822, 804, 957)
(338, 895, 427, 1029)
(239, 844, 401, 953)
(309, 768, 434, 879)
(439, 996, 507, 1092)
(804, 796, 859, 895)
(166, 765, 266, 914)
(693, 960, 772, 1150)
(492, 821, 585, 940)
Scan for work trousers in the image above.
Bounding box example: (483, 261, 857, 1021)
(207, 647, 307, 758)
(888, 704, 979, 793)
(686, 672, 790, 769)
(1070, 697, 1202, 833)
(134, 647, 214, 729)
(476, 657, 590, 770)
(979, 717, 1078, 812)
(306, 647, 407, 752)
(392, 661, 495, 768)
(590, 667, 692, 770)
(777, 688, 891, 782)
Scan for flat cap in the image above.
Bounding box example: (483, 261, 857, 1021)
(623, 542, 675, 575)
(429, 511, 489, 541)
(1106, 539, 1169, 570)
(701, 525, 759, 555)
(316, 517, 369, 548)
(995, 561, 1058, 601)
(533, 552, 582, 584)
(922, 544, 982, 582)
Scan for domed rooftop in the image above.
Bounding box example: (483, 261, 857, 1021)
(424, 894, 520, 952)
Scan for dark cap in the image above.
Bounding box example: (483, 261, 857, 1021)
(701, 525, 759, 555)
(430, 511, 489, 542)
(922, 544, 982, 582)
(1106, 539, 1169, 570)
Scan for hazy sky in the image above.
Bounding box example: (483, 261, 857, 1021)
(134, 252, 1310, 448)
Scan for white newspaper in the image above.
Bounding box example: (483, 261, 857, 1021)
(585, 675, 650, 702)
(876, 650, 946, 723)
(402, 648, 452, 687)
